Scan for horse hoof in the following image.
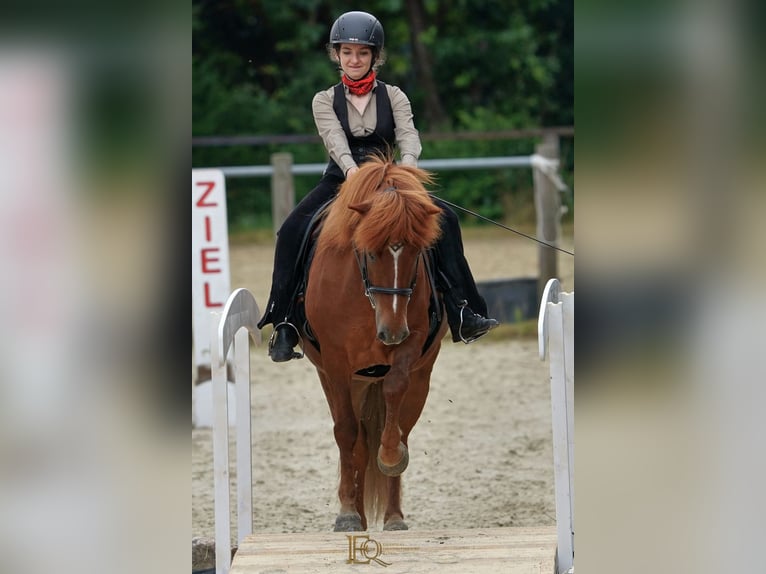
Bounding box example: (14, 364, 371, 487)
(334, 513, 363, 532)
(377, 443, 409, 477)
(383, 518, 408, 531)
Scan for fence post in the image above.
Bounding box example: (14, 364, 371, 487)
(270, 152, 295, 235)
(211, 288, 262, 574)
(534, 135, 561, 301)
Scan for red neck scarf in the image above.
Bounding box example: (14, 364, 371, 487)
(342, 70, 376, 96)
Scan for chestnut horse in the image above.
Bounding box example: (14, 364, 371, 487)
(300, 156, 448, 532)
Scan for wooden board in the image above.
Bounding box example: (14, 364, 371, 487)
(231, 526, 557, 574)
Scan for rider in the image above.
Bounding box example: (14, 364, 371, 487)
(257, 10, 498, 361)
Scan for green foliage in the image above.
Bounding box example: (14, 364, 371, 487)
(193, 0, 573, 229)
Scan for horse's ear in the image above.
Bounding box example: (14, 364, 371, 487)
(426, 203, 442, 216)
(349, 201, 372, 214)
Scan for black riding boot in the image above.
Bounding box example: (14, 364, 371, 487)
(431, 202, 499, 343)
(257, 173, 344, 363)
(443, 291, 499, 343)
(268, 322, 303, 362)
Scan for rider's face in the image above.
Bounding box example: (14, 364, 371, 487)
(338, 44, 373, 80)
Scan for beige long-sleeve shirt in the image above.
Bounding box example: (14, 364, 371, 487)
(312, 81, 422, 176)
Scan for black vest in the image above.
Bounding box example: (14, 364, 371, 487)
(324, 81, 397, 178)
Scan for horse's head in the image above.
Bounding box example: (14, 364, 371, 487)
(330, 156, 442, 346)
(354, 241, 423, 345)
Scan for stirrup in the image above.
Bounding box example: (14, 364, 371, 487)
(456, 301, 496, 344)
(268, 321, 304, 360)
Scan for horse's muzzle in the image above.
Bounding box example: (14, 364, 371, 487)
(377, 326, 410, 346)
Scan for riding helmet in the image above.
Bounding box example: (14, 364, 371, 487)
(329, 11, 384, 51)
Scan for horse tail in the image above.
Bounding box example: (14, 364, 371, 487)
(361, 382, 388, 526)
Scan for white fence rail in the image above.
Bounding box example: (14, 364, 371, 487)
(538, 278, 574, 574)
(216, 154, 540, 178)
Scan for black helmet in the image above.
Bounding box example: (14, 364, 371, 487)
(329, 11, 384, 51)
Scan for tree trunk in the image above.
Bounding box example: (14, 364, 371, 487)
(405, 0, 449, 131)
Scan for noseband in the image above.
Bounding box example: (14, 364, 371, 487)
(354, 247, 419, 309)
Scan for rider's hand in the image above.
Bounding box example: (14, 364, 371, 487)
(345, 166, 359, 178)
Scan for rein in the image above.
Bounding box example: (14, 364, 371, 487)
(431, 194, 575, 257)
(353, 248, 418, 309)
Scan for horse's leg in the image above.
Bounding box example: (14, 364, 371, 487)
(333, 406, 365, 531)
(382, 365, 433, 530)
(382, 475, 408, 530)
(353, 420, 368, 531)
(319, 370, 364, 532)
(377, 366, 410, 476)
(332, 418, 365, 531)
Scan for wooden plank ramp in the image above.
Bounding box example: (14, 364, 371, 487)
(231, 526, 557, 574)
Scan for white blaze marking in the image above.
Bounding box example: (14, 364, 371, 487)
(389, 245, 401, 313)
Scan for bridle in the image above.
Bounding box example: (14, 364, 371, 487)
(353, 246, 419, 310)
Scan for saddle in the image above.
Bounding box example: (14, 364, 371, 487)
(290, 200, 333, 351)
(290, 201, 444, 357)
